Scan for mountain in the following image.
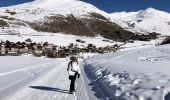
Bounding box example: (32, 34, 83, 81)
(4, 0, 109, 21)
(0, 0, 127, 41)
(111, 8, 170, 36)
(0, 0, 157, 42)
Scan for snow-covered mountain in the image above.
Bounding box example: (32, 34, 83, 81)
(0, 0, 109, 34)
(111, 8, 170, 35)
(0, 0, 157, 42)
(2, 0, 109, 21)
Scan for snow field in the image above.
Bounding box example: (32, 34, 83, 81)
(84, 44, 170, 100)
(0, 57, 89, 100)
(0, 56, 56, 99)
(0, 32, 159, 49)
(0, 33, 116, 48)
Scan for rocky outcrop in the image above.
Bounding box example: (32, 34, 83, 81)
(0, 19, 9, 27)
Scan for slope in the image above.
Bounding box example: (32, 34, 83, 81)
(0, 0, 157, 41)
(111, 8, 170, 35)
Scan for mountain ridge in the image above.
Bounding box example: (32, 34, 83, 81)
(110, 7, 170, 35)
(0, 1, 160, 41)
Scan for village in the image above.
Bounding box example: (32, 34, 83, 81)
(0, 38, 124, 58)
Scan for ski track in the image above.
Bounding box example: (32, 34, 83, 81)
(3, 59, 88, 100)
(0, 74, 32, 92)
(0, 62, 53, 76)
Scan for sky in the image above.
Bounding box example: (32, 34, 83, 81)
(0, 0, 169, 13)
(81, 0, 170, 13)
(0, 0, 32, 7)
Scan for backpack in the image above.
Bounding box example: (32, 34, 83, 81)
(67, 61, 80, 79)
(67, 61, 78, 72)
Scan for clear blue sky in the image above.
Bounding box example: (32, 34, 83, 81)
(0, 0, 169, 13)
(81, 0, 170, 13)
(0, 0, 32, 7)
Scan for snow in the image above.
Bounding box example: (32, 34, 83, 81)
(0, 56, 56, 99)
(0, 0, 167, 48)
(0, 57, 90, 100)
(1, 0, 170, 37)
(0, 0, 109, 22)
(84, 44, 170, 100)
(0, 32, 118, 47)
(110, 8, 170, 35)
(0, 56, 54, 74)
(0, 31, 161, 49)
(0, 0, 120, 48)
(0, 38, 169, 100)
(0, 0, 170, 99)
(119, 40, 158, 51)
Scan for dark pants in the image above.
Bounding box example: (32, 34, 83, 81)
(69, 73, 78, 92)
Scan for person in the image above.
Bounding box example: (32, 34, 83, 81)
(67, 57, 80, 94)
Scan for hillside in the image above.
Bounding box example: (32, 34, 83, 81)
(111, 8, 170, 36)
(0, 0, 158, 42)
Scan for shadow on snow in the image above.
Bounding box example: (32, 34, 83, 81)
(165, 92, 170, 100)
(83, 61, 118, 100)
(29, 86, 69, 94)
